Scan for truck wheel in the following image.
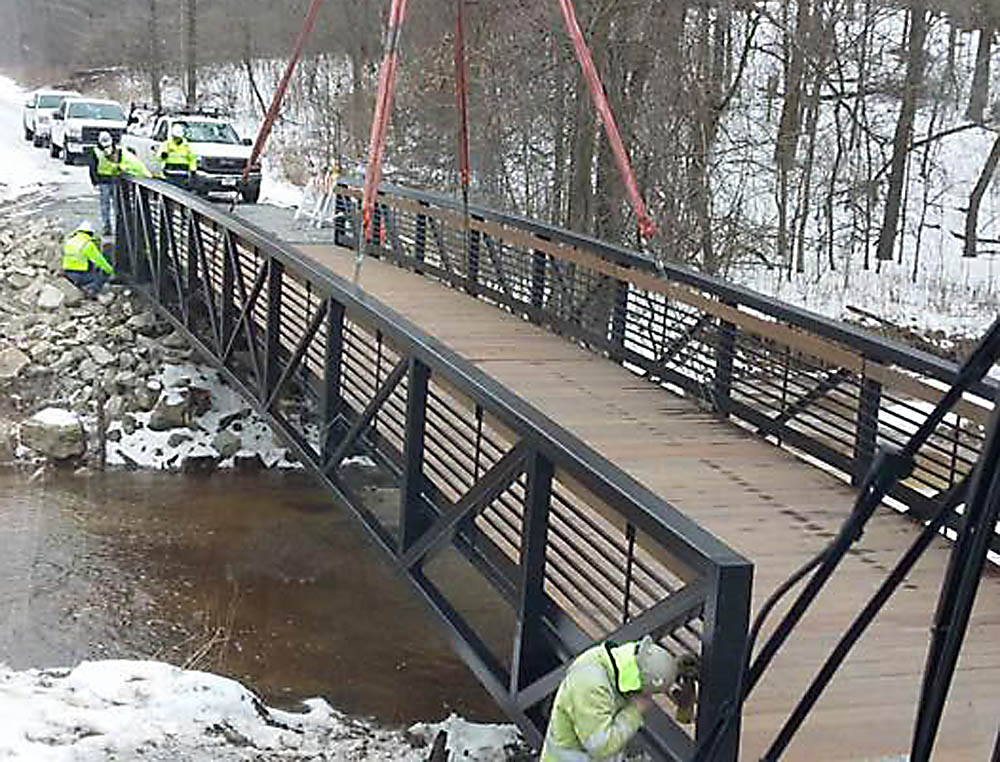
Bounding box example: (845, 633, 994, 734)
(63, 148, 74, 165)
(32, 134, 43, 148)
(241, 183, 261, 204)
(24, 126, 32, 141)
(50, 141, 60, 158)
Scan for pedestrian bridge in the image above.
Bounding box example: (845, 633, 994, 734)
(112, 178, 1000, 761)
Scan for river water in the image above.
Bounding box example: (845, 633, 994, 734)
(0, 466, 501, 725)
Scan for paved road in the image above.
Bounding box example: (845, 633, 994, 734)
(0, 76, 330, 250)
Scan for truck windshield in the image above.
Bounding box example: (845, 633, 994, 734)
(176, 121, 241, 144)
(68, 102, 126, 121)
(38, 94, 69, 108)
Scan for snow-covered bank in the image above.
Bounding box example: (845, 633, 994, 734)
(0, 660, 522, 761)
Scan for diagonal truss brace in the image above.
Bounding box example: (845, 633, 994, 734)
(402, 441, 529, 570)
(323, 356, 409, 474)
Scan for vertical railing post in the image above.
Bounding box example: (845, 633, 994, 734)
(400, 357, 430, 553)
(321, 299, 345, 460)
(511, 450, 558, 700)
(415, 207, 427, 275)
(854, 365, 882, 486)
(609, 276, 629, 363)
(530, 248, 547, 321)
(467, 220, 481, 294)
(334, 193, 347, 247)
(263, 259, 284, 406)
(714, 305, 737, 415)
(698, 560, 752, 762)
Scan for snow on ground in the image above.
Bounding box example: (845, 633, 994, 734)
(0, 76, 93, 207)
(0, 660, 520, 761)
(104, 363, 299, 471)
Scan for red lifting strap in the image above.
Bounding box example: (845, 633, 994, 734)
(240, 0, 327, 191)
(555, 0, 657, 241)
(362, 0, 410, 243)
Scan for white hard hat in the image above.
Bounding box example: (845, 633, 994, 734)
(75, 220, 95, 235)
(170, 123, 186, 139)
(636, 635, 679, 694)
(97, 131, 113, 149)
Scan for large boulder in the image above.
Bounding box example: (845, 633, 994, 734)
(19, 408, 85, 460)
(53, 278, 84, 308)
(148, 389, 191, 431)
(0, 347, 30, 380)
(212, 430, 241, 459)
(36, 284, 66, 311)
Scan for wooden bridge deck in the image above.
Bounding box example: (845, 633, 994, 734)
(298, 243, 1000, 761)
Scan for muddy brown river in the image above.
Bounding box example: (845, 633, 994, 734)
(0, 466, 501, 725)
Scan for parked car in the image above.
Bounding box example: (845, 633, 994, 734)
(22, 89, 80, 147)
(122, 108, 262, 202)
(50, 98, 128, 165)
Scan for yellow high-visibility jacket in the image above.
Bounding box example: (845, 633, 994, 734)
(62, 231, 114, 275)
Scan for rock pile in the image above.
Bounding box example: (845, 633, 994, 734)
(0, 218, 293, 471)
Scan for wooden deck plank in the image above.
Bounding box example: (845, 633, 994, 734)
(298, 244, 1000, 761)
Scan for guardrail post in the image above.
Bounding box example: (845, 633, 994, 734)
(264, 259, 284, 405)
(511, 450, 558, 702)
(714, 306, 737, 415)
(854, 369, 882, 486)
(400, 357, 430, 553)
(322, 299, 345, 459)
(698, 561, 752, 762)
(467, 220, 481, 294)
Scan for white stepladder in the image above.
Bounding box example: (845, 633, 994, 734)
(294, 169, 343, 229)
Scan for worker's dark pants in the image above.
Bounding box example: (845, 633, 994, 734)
(163, 168, 192, 190)
(64, 264, 109, 297)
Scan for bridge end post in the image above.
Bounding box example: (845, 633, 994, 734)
(697, 559, 752, 762)
(400, 357, 431, 552)
(510, 449, 559, 730)
(853, 368, 882, 486)
(713, 307, 737, 416)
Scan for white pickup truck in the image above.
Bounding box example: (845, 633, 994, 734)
(122, 110, 262, 203)
(22, 89, 80, 147)
(50, 97, 128, 165)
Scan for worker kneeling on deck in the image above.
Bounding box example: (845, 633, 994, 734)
(62, 221, 115, 298)
(158, 123, 197, 189)
(541, 636, 693, 761)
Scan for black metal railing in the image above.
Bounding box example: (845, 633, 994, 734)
(114, 178, 752, 762)
(330, 180, 999, 553)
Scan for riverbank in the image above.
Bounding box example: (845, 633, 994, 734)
(0, 216, 295, 473)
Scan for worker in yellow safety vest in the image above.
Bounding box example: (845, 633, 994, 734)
(158, 123, 198, 188)
(89, 130, 152, 236)
(541, 636, 697, 762)
(62, 220, 115, 298)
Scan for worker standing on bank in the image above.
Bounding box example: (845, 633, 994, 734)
(89, 131, 152, 236)
(541, 636, 695, 761)
(62, 221, 115, 298)
(158, 123, 198, 189)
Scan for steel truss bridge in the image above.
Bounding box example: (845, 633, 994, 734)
(112, 177, 1000, 761)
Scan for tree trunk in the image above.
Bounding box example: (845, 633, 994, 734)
(966, 23, 993, 123)
(775, 0, 809, 277)
(876, 3, 927, 262)
(149, 0, 162, 109)
(185, 0, 197, 108)
(963, 132, 1000, 258)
